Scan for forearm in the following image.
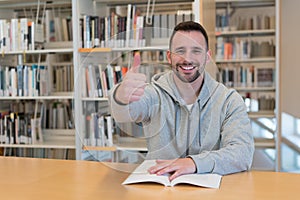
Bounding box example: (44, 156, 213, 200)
(189, 141, 254, 175)
(109, 84, 152, 123)
(109, 84, 134, 123)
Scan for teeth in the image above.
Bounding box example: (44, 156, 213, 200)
(181, 65, 194, 70)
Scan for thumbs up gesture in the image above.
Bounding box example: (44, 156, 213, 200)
(114, 51, 147, 104)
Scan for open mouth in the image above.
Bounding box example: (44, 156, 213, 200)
(177, 64, 196, 71)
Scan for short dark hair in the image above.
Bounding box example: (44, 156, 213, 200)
(169, 21, 209, 51)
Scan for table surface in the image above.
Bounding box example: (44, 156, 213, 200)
(0, 156, 300, 200)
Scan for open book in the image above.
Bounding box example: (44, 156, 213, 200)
(122, 160, 222, 188)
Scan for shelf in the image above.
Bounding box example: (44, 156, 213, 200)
(1, 48, 74, 55)
(216, 29, 275, 36)
(248, 111, 275, 118)
(81, 97, 109, 101)
(0, 129, 76, 149)
(254, 138, 275, 148)
(83, 145, 117, 151)
(112, 46, 169, 52)
(0, 92, 74, 100)
(0, 143, 75, 149)
(83, 137, 147, 152)
(78, 48, 112, 53)
(216, 57, 275, 63)
(78, 46, 169, 53)
(95, 0, 193, 6)
(234, 86, 276, 92)
(0, 0, 72, 9)
(116, 137, 147, 151)
(215, 0, 275, 8)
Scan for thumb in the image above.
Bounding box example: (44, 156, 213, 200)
(130, 51, 141, 73)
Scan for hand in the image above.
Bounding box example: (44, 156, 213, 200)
(115, 52, 147, 104)
(148, 158, 196, 181)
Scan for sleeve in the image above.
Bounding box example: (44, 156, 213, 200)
(108, 83, 156, 123)
(189, 91, 255, 175)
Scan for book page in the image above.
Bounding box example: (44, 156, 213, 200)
(122, 160, 222, 188)
(122, 173, 170, 186)
(170, 173, 222, 188)
(122, 160, 170, 186)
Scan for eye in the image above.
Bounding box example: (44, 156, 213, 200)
(174, 49, 185, 55)
(192, 48, 204, 54)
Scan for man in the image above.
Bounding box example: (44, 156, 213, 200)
(109, 21, 254, 181)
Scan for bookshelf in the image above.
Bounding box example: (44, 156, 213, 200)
(215, 0, 278, 170)
(72, 0, 215, 161)
(0, 0, 75, 159)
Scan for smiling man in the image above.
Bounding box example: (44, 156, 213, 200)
(109, 21, 254, 181)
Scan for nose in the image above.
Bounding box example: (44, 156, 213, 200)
(182, 50, 193, 62)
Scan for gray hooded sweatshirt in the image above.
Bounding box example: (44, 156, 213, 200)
(110, 70, 254, 175)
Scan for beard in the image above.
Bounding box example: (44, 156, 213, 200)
(172, 61, 205, 83)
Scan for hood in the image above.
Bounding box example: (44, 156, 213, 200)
(151, 70, 220, 107)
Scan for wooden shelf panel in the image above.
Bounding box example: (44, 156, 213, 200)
(78, 48, 112, 53)
(78, 46, 169, 53)
(216, 29, 275, 36)
(83, 146, 117, 151)
(254, 138, 275, 148)
(234, 87, 276, 92)
(81, 97, 109, 101)
(1, 48, 73, 55)
(0, 129, 76, 149)
(248, 111, 275, 118)
(0, 93, 74, 100)
(216, 57, 275, 63)
(83, 137, 147, 152)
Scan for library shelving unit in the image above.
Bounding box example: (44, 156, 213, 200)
(0, 0, 75, 159)
(72, 0, 215, 161)
(215, 0, 279, 170)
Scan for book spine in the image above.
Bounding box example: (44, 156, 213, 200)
(105, 115, 113, 147)
(126, 4, 132, 47)
(20, 18, 28, 51)
(83, 15, 91, 48)
(10, 68, 17, 97)
(17, 65, 23, 96)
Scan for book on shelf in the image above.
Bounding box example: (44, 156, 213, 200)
(217, 64, 275, 88)
(94, 64, 103, 97)
(256, 68, 275, 87)
(83, 113, 114, 147)
(0, 63, 75, 97)
(87, 64, 98, 97)
(122, 160, 222, 188)
(0, 112, 37, 145)
(83, 64, 125, 98)
(0, 100, 74, 145)
(241, 92, 275, 112)
(46, 101, 74, 130)
(31, 117, 43, 144)
(79, 4, 194, 49)
(45, 9, 72, 43)
(216, 5, 275, 32)
(216, 37, 275, 61)
(0, 18, 38, 52)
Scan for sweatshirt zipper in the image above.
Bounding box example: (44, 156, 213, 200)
(186, 110, 191, 156)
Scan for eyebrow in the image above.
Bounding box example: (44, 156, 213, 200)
(174, 46, 205, 51)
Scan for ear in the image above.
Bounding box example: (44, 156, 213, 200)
(167, 50, 172, 64)
(206, 49, 212, 64)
